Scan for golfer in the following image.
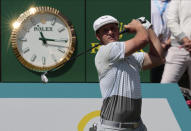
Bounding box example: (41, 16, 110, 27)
(94, 15, 164, 131)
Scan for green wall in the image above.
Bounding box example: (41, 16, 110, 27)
(1, 0, 150, 82)
(86, 0, 150, 82)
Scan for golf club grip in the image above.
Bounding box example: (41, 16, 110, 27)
(119, 18, 146, 35)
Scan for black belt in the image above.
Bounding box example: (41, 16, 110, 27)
(101, 119, 140, 129)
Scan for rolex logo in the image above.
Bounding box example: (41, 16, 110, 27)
(34, 25, 53, 31)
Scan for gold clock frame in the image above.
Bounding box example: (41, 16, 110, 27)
(11, 6, 76, 72)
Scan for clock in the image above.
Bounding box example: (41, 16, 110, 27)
(10, 6, 76, 72)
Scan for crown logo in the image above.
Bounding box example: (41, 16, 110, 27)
(40, 18, 46, 24)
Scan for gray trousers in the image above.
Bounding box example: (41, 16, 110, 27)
(161, 46, 191, 89)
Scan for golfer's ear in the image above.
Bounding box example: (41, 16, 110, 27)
(96, 33, 101, 41)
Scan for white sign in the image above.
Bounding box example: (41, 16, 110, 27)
(0, 98, 181, 131)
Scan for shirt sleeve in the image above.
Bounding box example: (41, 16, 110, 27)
(109, 42, 125, 63)
(167, 0, 186, 41)
(131, 52, 145, 69)
(94, 42, 125, 77)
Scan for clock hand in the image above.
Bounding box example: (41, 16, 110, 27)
(39, 31, 45, 39)
(39, 38, 68, 43)
(45, 43, 69, 48)
(39, 31, 47, 44)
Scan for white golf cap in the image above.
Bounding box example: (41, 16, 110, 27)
(93, 15, 119, 32)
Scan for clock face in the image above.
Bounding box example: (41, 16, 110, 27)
(11, 7, 76, 72)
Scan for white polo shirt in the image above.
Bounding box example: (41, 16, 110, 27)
(95, 41, 144, 99)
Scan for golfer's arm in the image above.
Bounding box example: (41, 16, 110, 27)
(142, 28, 165, 70)
(124, 27, 149, 57)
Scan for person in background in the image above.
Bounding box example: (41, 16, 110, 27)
(151, 0, 171, 82)
(161, 0, 191, 91)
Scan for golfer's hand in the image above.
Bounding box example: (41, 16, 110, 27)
(137, 17, 152, 30)
(123, 19, 143, 33)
